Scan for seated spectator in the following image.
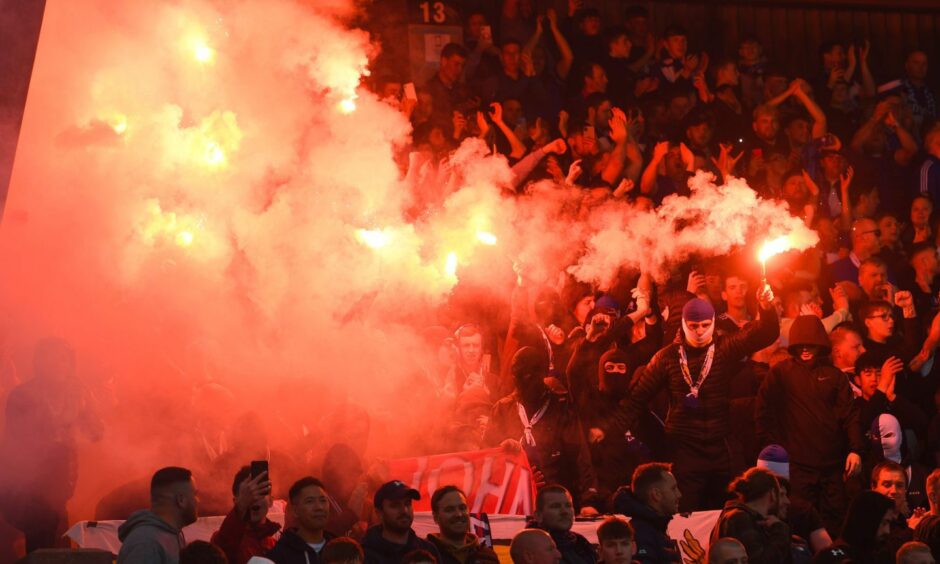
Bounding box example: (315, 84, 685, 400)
(402, 550, 438, 564)
(211, 466, 280, 564)
(425, 486, 498, 564)
(266, 477, 335, 564)
(913, 470, 940, 559)
(813, 490, 895, 564)
(117, 466, 197, 564)
(710, 467, 792, 564)
(181, 541, 229, 564)
(596, 517, 636, 564)
(612, 463, 682, 564)
(896, 541, 935, 564)
(708, 538, 748, 564)
(756, 446, 833, 553)
(529, 485, 596, 564)
(362, 481, 441, 564)
(509, 529, 562, 564)
(322, 538, 365, 564)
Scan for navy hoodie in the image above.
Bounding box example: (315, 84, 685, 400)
(362, 525, 442, 564)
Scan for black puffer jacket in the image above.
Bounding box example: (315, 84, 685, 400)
(615, 306, 779, 442)
(611, 488, 680, 564)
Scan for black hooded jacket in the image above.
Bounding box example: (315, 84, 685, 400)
(526, 521, 597, 564)
(756, 316, 864, 467)
(611, 488, 680, 564)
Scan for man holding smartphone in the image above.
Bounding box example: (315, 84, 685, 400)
(211, 464, 279, 564)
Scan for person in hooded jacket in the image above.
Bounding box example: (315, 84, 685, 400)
(756, 315, 865, 533)
(614, 287, 779, 511)
(611, 462, 682, 564)
(361, 481, 441, 564)
(117, 467, 197, 564)
(710, 467, 793, 564)
(485, 347, 600, 512)
(813, 490, 896, 564)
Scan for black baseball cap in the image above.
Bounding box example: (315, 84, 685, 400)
(373, 480, 420, 508)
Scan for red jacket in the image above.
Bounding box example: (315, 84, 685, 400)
(210, 506, 282, 564)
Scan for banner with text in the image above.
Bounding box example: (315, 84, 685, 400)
(387, 447, 537, 515)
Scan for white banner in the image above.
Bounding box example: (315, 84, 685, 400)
(67, 508, 721, 559)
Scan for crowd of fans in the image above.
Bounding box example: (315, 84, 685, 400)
(6, 1, 940, 564)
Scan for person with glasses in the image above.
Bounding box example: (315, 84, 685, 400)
(831, 218, 884, 285)
(860, 298, 921, 365)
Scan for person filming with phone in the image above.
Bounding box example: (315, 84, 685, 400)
(210, 462, 279, 564)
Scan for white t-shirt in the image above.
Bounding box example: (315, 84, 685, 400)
(308, 540, 326, 553)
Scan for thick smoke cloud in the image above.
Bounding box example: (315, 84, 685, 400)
(0, 0, 815, 522)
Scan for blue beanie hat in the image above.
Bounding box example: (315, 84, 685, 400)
(682, 298, 715, 322)
(756, 444, 790, 480)
(595, 294, 621, 313)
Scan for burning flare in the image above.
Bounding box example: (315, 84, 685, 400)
(758, 235, 793, 277)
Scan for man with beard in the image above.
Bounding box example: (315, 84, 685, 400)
(813, 491, 896, 564)
(267, 477, 336, 564)
(710, 467, 793, 564)
(211, 466, 280, 564)
(756, 315, 865, 532)
(362, 481, 441, 564)
(612, 463, 682, 564)
(615, 288, 779, 511)
(117, 466, 198, 564)
(530, 485, 596, 564)
(425, 486, 499, 564)
(485, 347, 599, 513)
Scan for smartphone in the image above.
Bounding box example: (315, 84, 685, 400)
(403, 82, 417, 101)
(250, 460, 269, 479)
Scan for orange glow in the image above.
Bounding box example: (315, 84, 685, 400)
(338, 98, 357, 114)
(444, 252, 458, 277)
(356, 228, 390, 249)
(758, 236, 791, 264)
(476, 231, 497, 246)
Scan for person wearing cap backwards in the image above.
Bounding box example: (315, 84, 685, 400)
(362, 481, 441, 564)
(485, 346, 599, 513)
(756, 315, 864, 534)
(614, 284, 779, 512)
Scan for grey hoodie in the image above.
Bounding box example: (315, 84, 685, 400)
(117, 509, 185, 564)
